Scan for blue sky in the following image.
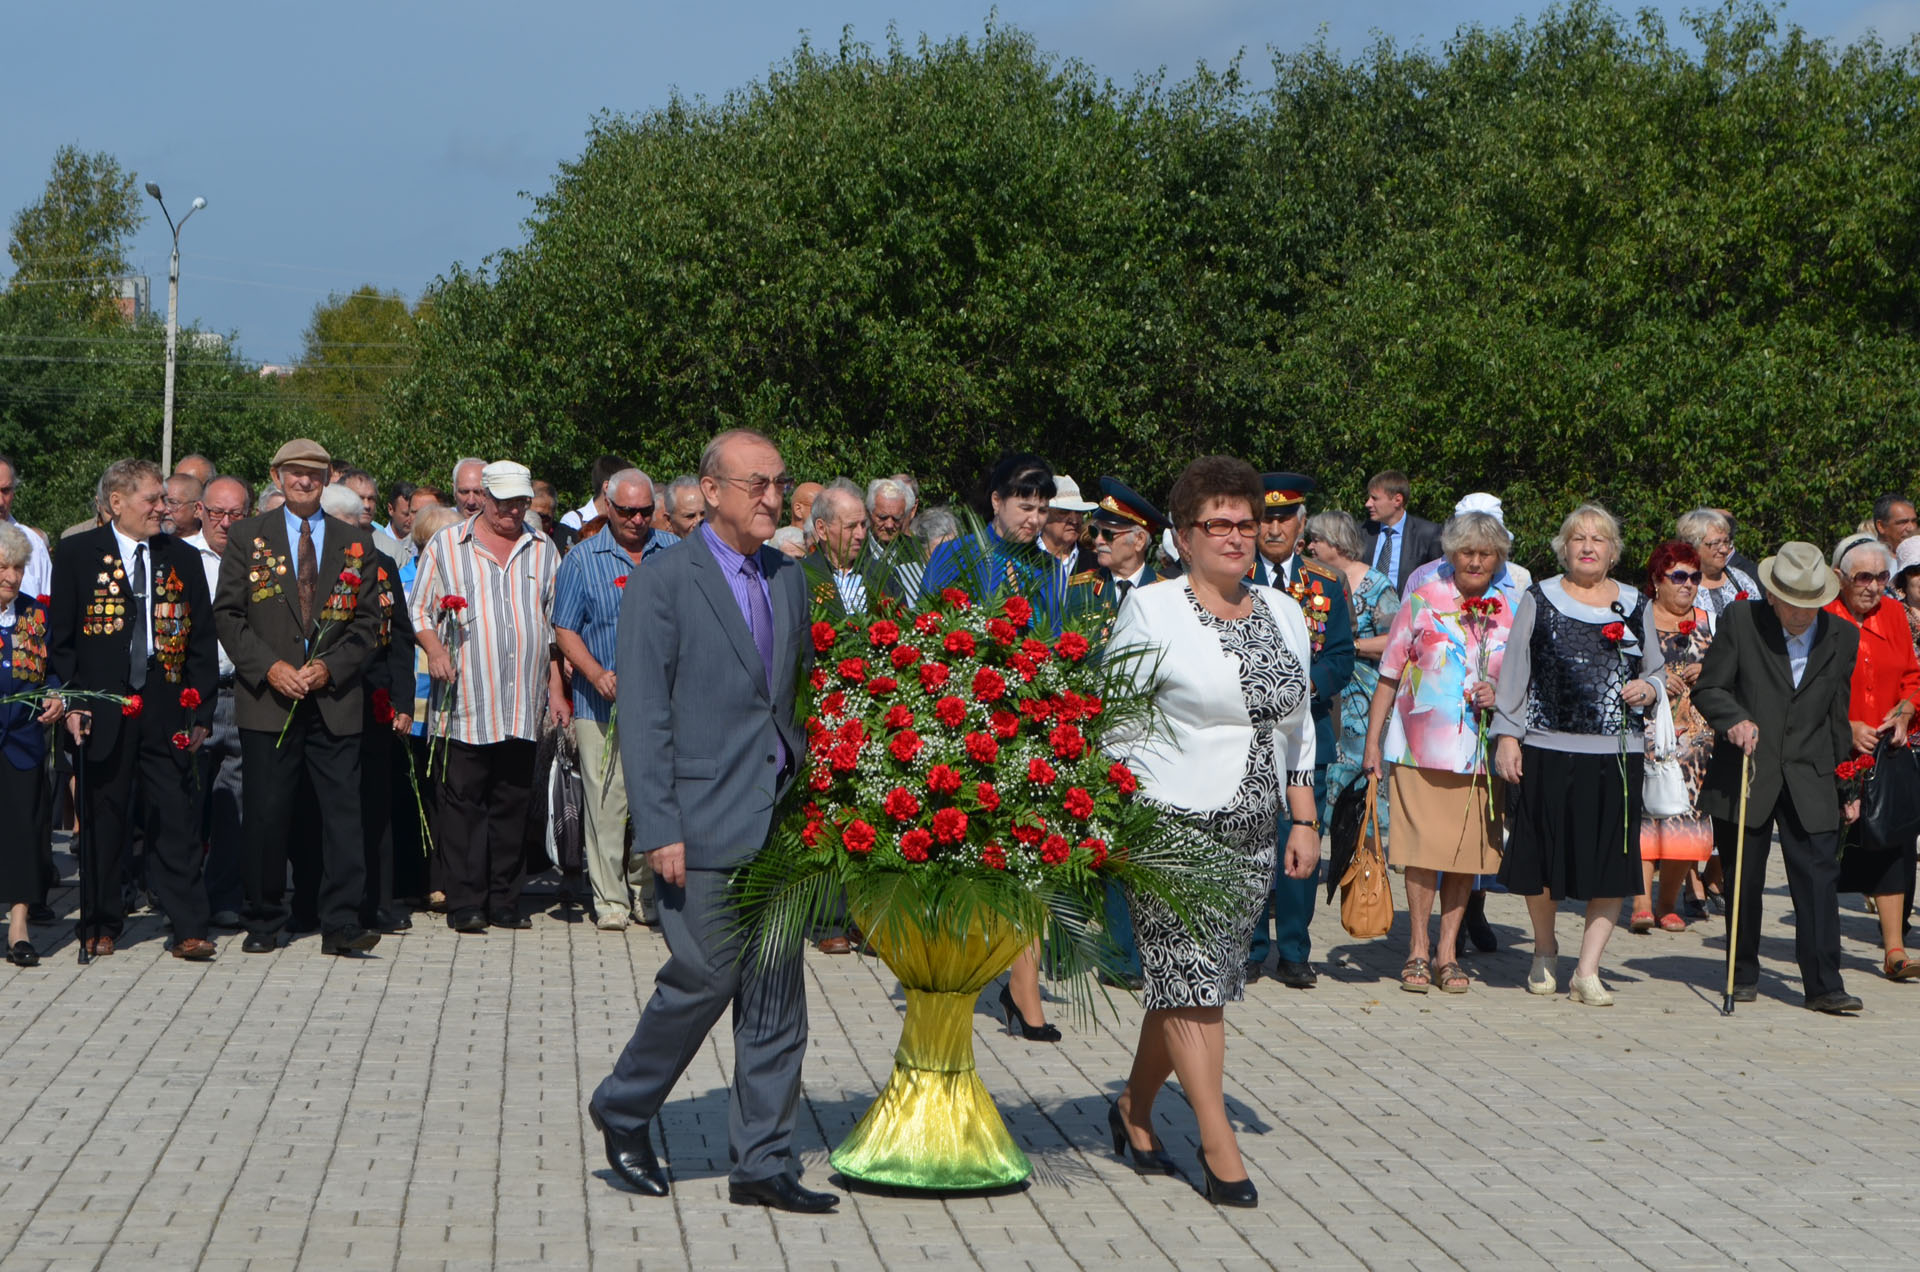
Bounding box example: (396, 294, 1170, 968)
(4, 1, 1911, 365)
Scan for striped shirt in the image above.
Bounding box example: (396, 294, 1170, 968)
(409, 516, 560, 745)
(552, 526, 678, 722)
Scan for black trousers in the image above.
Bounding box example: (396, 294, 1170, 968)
(77, 696, 207, 943)
(1714, 787, 1846, 1000)
(359, 715, 395, 924)
(199, 686, 246, 915)
(240, 713, 365, 938)
(438, 737, 534, 916)
(390, 735, 428, 900)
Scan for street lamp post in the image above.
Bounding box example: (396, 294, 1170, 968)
(144, 183, 205, 475)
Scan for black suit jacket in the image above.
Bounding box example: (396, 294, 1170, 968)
(1363, 513, 1444, 593)
(1693, 600, 1856, 833)
(364, 547, 416, 701)
(212, 510, 383, 734)
(48, 525, 218, 754)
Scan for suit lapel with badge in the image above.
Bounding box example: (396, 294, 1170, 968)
(688, 531, 771, 702)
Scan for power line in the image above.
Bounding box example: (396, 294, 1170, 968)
(0, 354, 414, 370)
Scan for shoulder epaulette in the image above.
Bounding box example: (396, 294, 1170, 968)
(1067, 569, 1101, 588)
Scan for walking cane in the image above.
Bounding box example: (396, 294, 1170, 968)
(1721, 750, 1753, 1015)
(70, 717, 92, 965)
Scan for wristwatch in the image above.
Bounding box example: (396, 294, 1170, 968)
(1290, 818, 1319, 832)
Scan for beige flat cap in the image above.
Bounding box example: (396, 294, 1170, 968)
(270, 438, 331, 468)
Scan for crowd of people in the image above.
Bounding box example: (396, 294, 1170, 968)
(2, 433, 1917, 1212)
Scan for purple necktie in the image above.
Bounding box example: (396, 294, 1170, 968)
(742, 552, 775, 691)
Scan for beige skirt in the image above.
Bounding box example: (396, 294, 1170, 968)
(1387, 765, 1503, 874)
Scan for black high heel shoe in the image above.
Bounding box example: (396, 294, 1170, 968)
(1107, 1101, 1176, 1174)
(1198, 1150, 1257, 1207)
(997, 984, 1061, 1042)
(7, 940, 39, 968)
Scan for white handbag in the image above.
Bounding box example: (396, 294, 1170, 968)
(1642, 693, 1691, 818)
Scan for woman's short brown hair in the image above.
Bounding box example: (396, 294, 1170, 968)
(1168, 455, 1263, 531)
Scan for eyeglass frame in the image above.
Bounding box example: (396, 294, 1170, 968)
(714, 473, 796, 499)
(1191, 518, 1258, 540)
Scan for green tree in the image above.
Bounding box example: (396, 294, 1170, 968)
(6, 145, 145, 324)
(286, 285, 419, 450)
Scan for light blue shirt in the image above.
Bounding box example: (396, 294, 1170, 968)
(283, 505, 326, 564)
(1786, 622, 1817, 688)
(552, 528, 678, 721)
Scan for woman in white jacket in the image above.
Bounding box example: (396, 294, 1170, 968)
(1103, 456, 1319, 1208)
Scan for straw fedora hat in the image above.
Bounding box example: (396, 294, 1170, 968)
(1758, 541, 1840, 609)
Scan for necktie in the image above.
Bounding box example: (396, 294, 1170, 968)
(1116, 579, 1133, 605)
(742, 552, 775, 691)
(297, 517, 318, 628)
(1374, 525, 1395, 574)
(128, 543, 148, 690)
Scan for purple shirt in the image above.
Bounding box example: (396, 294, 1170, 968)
(701, 522, 789, 768)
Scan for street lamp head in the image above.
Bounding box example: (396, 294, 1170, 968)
(190, 197, 206, 210)
(145, 181, 163, 200)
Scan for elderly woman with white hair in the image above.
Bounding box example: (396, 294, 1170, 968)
(1823, 533, 1920, 978)
(1492, 503, 1667, 1005)
(1677, 508, 1760, 624)
(0, 523, 64, 966)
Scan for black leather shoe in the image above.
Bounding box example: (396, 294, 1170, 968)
(1108, 1101, 1176, 1174)
(241, 933, 277, 954)
(1731, 984, 1757, 1003)
(1273, 960, 1318, 989)
(448, 909, 488, 933)
(320, 927, 380, 956)
(7, 941, 38, 968)
(1242, 960, 1265, 984)
(1806, 990, 1864, 1014)
(728, 1173, 839, 1212)
(1198, 1151, 1257, 1207)
(588, 1106, 668, 1196)
(489, 910, 532, 930)
(1463, 891, 1498, 953)
(372, 910, 413, 934)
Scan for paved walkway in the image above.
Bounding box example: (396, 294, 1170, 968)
(3, 845, 1919, 1271)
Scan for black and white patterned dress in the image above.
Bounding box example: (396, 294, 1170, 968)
(1133, 590, 1312, 1009)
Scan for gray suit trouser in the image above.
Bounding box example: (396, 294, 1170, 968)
(591, 867, 808, 1184)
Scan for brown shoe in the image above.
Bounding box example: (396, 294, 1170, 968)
(87, 936, 115, 956)
(171, 937, 217, 961)
(816, 935, 854, 954)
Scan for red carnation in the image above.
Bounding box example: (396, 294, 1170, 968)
(889, 730, 924, 763)
(804, 801, 823, 819)
(439, 595, 467, 612)
(884, 787, 922, 821)
(340, 570, 362, 587)
(971, 666, 1007, 703)
(829, 740, 862, 772)
(612, 575, 629, 591)
(1734, 590, 1750, 601)
(940, 587, 971, 610)
(843, 820, 877, 855)
(1019, 697, 1053, 723)
(975, 781, 1001, 812)
(178, 687, 202, 710)
(1050, 723, 1088, 761)
(371, 687, 395, 725)
(884, 704, 915, 731)
(809, 668, 829, 691)
(1107, 762, 1139, 795)
(981, 843, 1008, 870)
(1678, 620, 1697, 636)
(1003, 596, 1033, 628)
(170, 731, 191, 751)
(1081, 837, 1109, 869)
(931, 807, 969, 844)
(35, 594, 49, 606)
(1009, 653, 1039, 683)
(1838, 758, 1858, 780)
(801, 820, 823, 847)
(1039, 833, 1071, 865)
(868, 675, 898, 697)
(1858, 754, 1877, 774)
(1600, 621, 1626, 642)
(1054, 692, 1083, 723)
(122, 695, 143, 718)
(943, 630, 977, 659)
(1010, 821, 1045, 846)
(836, 718, 866, 745)
(838, 657, 868, 683)
(1054, 632, 1091, 662)
(890, 644, 922, 670)
(1021, 637, 1053, 663)
(868, 619, 901, 648)
(926, 764, 964, 795)
(812, 621, 838, 653)
(1085, 696, 1104, 717)
(986, 619, 1018, 646)
(820, 690, 847, 719)
(914, 613, 945, 636)
(1063, 787, 1095, 819)
(809, 768, 834, 792)
(933, 695, 967, 729)
(1028, 757, 1057, 785)
(989, 710, 1019, 739)
(964, 732, 999, 764)
(899, 828, 933, 862)
(918, 662, 950, 693)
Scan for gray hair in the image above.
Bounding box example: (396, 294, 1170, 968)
(769, 526, 809, 554)
(866, 477, 917, 518)
(1305, 510, 1367, 563)
(1551, 502, 1623, 570)
(812, 478, 865, 530)
(665, 474, 702, 512)
(257, 487, 286, 514)
(451, 456, 486, 486)
(1835, 534, 1894, 573)
(412, 504, 462, 547)
(605, 468, 654, 502)
(320, 482, 364, 521)
(1441, 510, 1512, 563)
(99, 458, 163, 508)
(0, 522, 32, 571)
(911, 505, 960, 545)
(1675, 508, 1731, 548)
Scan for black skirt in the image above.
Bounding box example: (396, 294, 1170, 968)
(1499, 746, 1643, 901)
(0, 757, 49, 906)
(1838, 823, 1917, 897)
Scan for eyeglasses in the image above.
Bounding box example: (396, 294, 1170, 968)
(717, 473, 795, 498)
(1663, 569, 1703, 584)
(1193, 518, 1258, 539)
(1091, 525, 1137, 542)
(1850, 570, 1892, 586)
(1701, 537, 1732, 551)
(609, 500, 654, 520)
(201, 506, 247, 523)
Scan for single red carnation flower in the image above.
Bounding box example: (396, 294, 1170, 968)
(1063, 787, 1095, 819)
(1050, 723, 1087, 760)
(122, 695, 143, 718)
(801, 820, 823, 847)
(836, 719, 866, 745)
(808, 767, 834, 791)
(1858, 754, 1877, 773)
(1107, 762, 1139, 795)
(884, 787, 922, 821)
(1084, 696, 1104, 717)
(1600, 621, 1626, 642)
(971, 666, 1007, 703)
(931, 806, 968, 843)
(981, 843, 1008, 870)
(1010, 821, 1045, 846)
(1003, 596, 1033, 628)
(340, 571, 362, 587)
(940, 588, 971, 610)
(975, 781, 1000, 812)
(890, 644, 922, 670)
(812, 621, 838, 653)
(613, 575, 630, 591)
(914, 613, 945, 636)
(943, 630, 977, 659)
(869, 675, 898, 697)
(1677, 620, 1696, 635)
(179, 687, 203, 710)
(934, 695, 967, 728)
(1040, 833, 1071, 865)
(838, 657, 868, 683)
(1028, 757, 1057, 785)
(1009, 653, 1038, 682)
(889, 730, 924, 763)
(1019, 697, 1053, 722)
(370, 687, 391, 711)
(809, 668, 829, 691)
(170, 731, 191, 751)
(439, 595, 467, 612)
(829, 740, 861, 772)
(918, 662, 950, 692)
(1054, 692, 1083, 723)
(926, 764, 964, 795)
(1020, 637, 1052, 663)
(964, 732, 999, 764)
(899, 828, 933, 862)
(989, 710, 1019, 739)
(884, 704, 915, 731)
(868, 619, 901, 647)
(1054, 632, 1091, 662)
(35, 594, 49, 606)
(1081, 837, 1109, 869)
(820, 690, 847, 719)
(843, 820, 877, 855)
(986, 619, 1018, 646)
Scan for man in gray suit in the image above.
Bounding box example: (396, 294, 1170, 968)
(587, 429, 836, 1213)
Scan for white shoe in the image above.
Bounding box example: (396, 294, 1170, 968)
(1527, 954, 1558, 996)
(596, 913, 629, 932)
(1568, 974, 1614, 1006)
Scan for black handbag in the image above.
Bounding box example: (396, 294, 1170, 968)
(1859, 737, 1920, 850)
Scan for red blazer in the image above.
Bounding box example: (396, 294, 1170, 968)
(1823, 595, 1920, 726)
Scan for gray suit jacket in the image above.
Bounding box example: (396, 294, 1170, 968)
(1693, 600, 1856, 833)
(617, 529, 808, 870)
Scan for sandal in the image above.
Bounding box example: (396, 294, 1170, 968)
(1629, 910, 1655, 934)
(1658, 912, 1688, 932)
(1885, 949, 1920, 981)
(1433, 961, 1470, 993)
(1400, 957, 1431, 993)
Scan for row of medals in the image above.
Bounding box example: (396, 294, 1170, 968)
(250, 560, 289, 603)
(85, 560, 130, 636)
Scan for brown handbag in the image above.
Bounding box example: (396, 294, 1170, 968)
(1338, 774, 1393, 940)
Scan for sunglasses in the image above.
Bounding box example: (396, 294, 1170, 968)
(609, 501, 655, 520)
(1091, 525, 1138, 542)
(1850, 570, 1892, 587)
(1193, 518, 1258, 539)
(1663, 569, 1702, 585)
